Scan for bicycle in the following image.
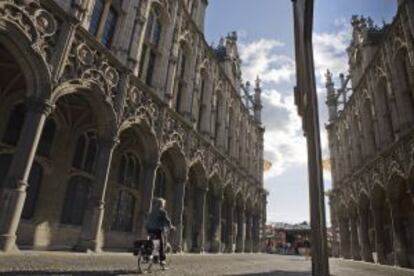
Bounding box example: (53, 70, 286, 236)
(133, 230, 173, 274)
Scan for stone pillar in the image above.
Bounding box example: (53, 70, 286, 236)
(372, 204, 386, 264)
(225, 200, 234, 253)
(252, 214, 260, 253)
(136, 161, 159, 239)
(172, 178, 187, 253)
(210, 193, 222, 253)
(338, 217, 351, 259)
(75, 137, 118, 253)
(350, 210, 361, 260)
(235, 204, 246, 253)
(389, 200, 410, 267)
(193, 187, 207, 253)
(0, 99, 53, 253)
(245, 211, 253, 253)
(358, 207, 373, 262)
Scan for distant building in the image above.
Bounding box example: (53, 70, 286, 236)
(326, 0, 414, 268)
(265, 222, 311, 254)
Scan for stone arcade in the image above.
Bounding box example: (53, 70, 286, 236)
(326, 0, 414, 268)
(0, 0, 266, 253)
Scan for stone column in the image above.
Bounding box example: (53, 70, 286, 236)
(0, 99, 53, 253)
(225, 200, 234, 253)
(193, 187, 207, 253)
(389, 200, 410, 267)
(245, 211, 253, 253)
(136, 161, 159, 239)
(338, 217, 351, 259)
(371, 204, 386, 264)
(172, 178, 187, 253)
(350, 210, 361, 260)
(235, 204, 246, 253)
(75, 137, 118, 253)
(252, 214, 260, 253)
(358, 207, 373, 262)
(210, 193, 222, 253)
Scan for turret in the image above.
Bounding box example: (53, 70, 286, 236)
(325, 70, 338, 122)
(254, 77, 263, 124)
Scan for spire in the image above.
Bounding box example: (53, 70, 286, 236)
(325, 70, 338, 122)
(254, 76, 263, 124)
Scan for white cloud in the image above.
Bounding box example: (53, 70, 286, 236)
(238, 38, 307, 178)
(313, 22, 351, 84)
(239, 39, 295, 84)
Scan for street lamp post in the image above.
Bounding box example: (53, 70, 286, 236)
(291, 0, 330, 275)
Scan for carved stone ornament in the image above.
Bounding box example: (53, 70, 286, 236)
(123, 84, 159, 128)
(0, 0, 59, 68)
(59, 36, 120, 101)
(188, 134, 207, 168)
(160, 112, 186, 153)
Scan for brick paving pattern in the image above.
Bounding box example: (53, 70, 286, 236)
(0, 252, 413, 275)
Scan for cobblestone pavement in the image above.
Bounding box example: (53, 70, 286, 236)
(0, 252, 414, 276)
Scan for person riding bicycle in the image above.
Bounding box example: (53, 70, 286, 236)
(145, 197, 175, 266)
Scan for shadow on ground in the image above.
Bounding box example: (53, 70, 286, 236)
(0, 271, 139, 275)
(229, 271, 311, 276)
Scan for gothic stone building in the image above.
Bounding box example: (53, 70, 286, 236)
(326, 0, 414, 268)
(0, 0, 267, 254)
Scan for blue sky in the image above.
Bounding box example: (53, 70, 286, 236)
(205, 0, 397, 224)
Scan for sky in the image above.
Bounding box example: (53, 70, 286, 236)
(205, 0, 397, 224)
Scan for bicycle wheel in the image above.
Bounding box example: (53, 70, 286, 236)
(137, 252, 153, 274)
(164, 242, 173, 266)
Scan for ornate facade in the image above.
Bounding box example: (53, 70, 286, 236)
(326, 0, 414, 268)
(0, 0, 266, 254)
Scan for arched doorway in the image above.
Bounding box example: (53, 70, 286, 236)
(387, 174, 413, 268)
(104, 121, 159, 249)
(0, 43, 56, 250)
(182, 163, 207, 253)
(157, 145, 187, 252)
(371, 184, 393, 265)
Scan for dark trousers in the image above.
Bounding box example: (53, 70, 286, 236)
(147, 229, 165, 261)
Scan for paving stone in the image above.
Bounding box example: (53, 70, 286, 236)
(0, 252, 413, 275)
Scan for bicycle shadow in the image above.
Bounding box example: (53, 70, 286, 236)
(0, 271, 139, 275)
(228, 271, 312, 276)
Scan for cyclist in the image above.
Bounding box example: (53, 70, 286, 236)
(145, 197, 175, 267)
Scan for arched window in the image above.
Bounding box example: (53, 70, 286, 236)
(190, 0, 198, 17)
(154, 167, 167, 199)
(394, 49, 414, 126)
(89, 0, 120, 48)
(22, 162, 43, 219)
(197, 77, 206, 131)
(72, 131, 98, 173)
(0, 154, 12, 189)
(375, 78, 394, 145)
(139, 6, 163, 86)
(214, 92, 222, 145)
(60, 176, 92, 225)
(3, 103, 26, 146)
(174, 48, 188, 113)
(111, 190, 135, 232)
(117, 153, 141, 188)
(362, 99, 377, 157)
(37, 119, 56, 157)
(227, 108, 233, 153)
